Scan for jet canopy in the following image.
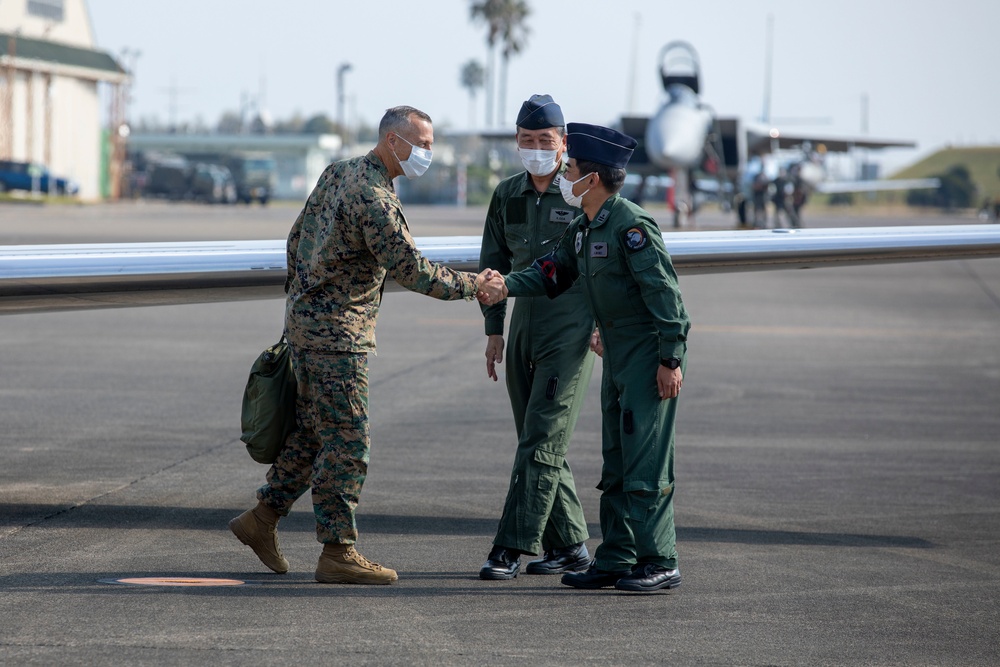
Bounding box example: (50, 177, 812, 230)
(659, 41, 701, 94)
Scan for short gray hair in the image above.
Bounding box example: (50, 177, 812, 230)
(379, 106, 433, 140)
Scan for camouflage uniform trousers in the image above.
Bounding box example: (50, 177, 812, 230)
(257, 347, 369, 545)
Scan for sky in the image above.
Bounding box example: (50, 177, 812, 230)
(86, 0, 1000, 174)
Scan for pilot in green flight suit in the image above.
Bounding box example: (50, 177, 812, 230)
(503, 123, 692, 593)
(477, 96, 595, 581)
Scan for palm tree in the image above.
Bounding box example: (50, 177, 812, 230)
(495, 1, 530, 127)
(459, 60, 486, 129)
(470, 0, 531, 127)
(470, 0, 500, 127)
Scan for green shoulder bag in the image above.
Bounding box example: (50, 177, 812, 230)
(240, 338, 297, 464)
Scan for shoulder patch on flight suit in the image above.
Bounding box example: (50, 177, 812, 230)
(624, 227, 648, 252)
(550, 208, 575, 223)
(590, 242, 608, 258)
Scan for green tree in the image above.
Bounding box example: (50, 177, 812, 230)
(907, 164, 977, 210)
(216, 111, 243, 134)
(460, 60, 486, 128)
(302, 113, 339, 135)
(470, 0, 531, 127)
(272, 112, 306, 135)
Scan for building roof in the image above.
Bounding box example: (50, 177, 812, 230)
(129, 133, 343, 154)
(0, 31, 124, 80)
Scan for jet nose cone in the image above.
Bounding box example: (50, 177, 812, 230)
(645, 104, 713, 170)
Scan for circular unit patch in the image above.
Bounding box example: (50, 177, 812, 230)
(625, 227, 648, 251)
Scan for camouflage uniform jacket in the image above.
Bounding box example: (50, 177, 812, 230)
(285, 151, 479, 353)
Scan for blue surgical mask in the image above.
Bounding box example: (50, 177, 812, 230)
(393, 135, 433, 179)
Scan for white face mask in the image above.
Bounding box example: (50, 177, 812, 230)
(393, 134, 433, 179)
(558, 172, 593, 208)
(518, 148, 560, 177)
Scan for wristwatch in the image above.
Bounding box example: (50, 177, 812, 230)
(660, 357, 681, 370)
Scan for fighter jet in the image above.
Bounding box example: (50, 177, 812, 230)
(1, 37, 995, 315)
(617, 41, 938, 227)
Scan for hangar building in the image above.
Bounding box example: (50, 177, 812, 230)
(0, 0, 125, 200)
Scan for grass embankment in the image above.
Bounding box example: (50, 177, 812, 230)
(892, 146, 1000, 200)
(0, 193, 85, 206)
(811, 145, 1000, 209)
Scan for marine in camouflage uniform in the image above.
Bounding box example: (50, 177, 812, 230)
(504, 123, 691, 594)
(230, 107, 490, 584)
(478, 95, 594, 581)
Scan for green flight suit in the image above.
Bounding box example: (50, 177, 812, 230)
(479, 169, 594, 555)
(504, 194, 691, 570)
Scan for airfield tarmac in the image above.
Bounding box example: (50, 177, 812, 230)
(1, 201, 998, 665)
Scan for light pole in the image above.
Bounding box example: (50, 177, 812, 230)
(110, 47, 140, 200)
(337, 62, 352, 148)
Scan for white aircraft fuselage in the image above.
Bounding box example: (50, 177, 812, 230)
(645, 84, 714, 171)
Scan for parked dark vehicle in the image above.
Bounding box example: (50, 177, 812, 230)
(182, 152, 276, 204)
(144, 156, 191, 200)
(189, 163, 237, 204)
(230, 154, 275, 205)
(0, 160, 79, 196)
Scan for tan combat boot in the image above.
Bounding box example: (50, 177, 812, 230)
(228, 501, 289, 574)
(315, 543, 398, 585)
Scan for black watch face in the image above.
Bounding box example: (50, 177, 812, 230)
(663, 358, 680, 369)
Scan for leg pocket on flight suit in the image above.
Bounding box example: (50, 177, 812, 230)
(533, 447, 564, 494)
(545, 376, 559, 400)
(623, 409, 634, 435)
(627, 490, 657, 523)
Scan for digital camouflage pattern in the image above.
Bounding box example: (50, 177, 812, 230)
(479, 169, 594, 554)
(285, 151, 479, 353)
(260, 151, 480, 545)
(504, 193, 691, 570)
(258, 349, 368, 544)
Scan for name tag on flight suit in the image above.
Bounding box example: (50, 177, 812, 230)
(590, 242, 608, 258)
(550, 208, 575, 223)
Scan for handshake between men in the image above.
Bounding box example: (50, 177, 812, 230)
(476, 269, 508, 306)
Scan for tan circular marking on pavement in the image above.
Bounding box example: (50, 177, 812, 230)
(104, 577, 252, 587)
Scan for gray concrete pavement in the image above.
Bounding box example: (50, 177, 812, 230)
(1, 202, 998, 665)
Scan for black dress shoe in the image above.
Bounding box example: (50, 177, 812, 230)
(525, 542, 591, 575)
(614, 563, 681, 592)
(560, 563, 631, 589)
(478, 545, 521, 580)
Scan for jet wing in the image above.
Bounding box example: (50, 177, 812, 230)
(816, 178, 941, 194)
(744, 124, 917, 155)
(3, 226, 1000, 315)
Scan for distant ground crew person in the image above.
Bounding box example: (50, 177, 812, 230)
(477, 95, 594, 581)
(499, 123, 692, 593)
(772, 168, 791, 228)
(751, 171, 768, 228)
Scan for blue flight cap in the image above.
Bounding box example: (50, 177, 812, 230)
(516, 94, 564, 130)
(566, 122, 637, 169)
